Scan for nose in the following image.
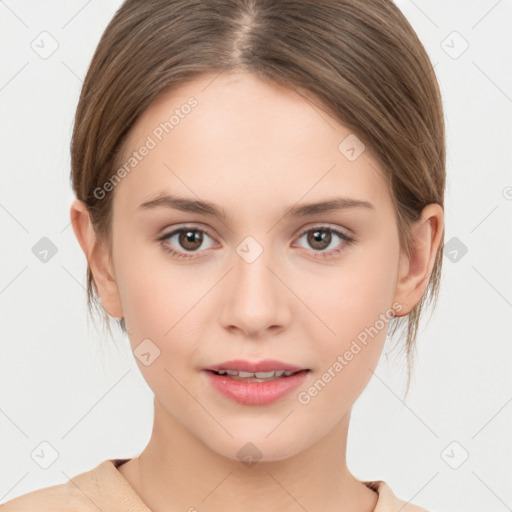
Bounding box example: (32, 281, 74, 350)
(219, 241, 292, 338)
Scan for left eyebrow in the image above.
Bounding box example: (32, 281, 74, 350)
(138, 193, 374, 220)
(285, 197, 374, 217)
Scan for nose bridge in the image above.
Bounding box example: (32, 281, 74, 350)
(220, 233, 290, 335)
(234, 233, 279, 303)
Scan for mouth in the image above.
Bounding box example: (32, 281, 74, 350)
(203, 359, 311, 383)
(202, 363, 311, 405)
(206, 368, 309, 382)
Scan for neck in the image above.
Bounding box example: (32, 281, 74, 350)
(118, 398, 378, 512)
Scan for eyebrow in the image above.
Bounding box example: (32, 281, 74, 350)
(138, 193, 374, 219)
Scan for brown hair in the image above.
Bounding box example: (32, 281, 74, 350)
(70, 0, 445, 396)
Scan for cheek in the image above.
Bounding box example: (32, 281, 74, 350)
(300, 233, 399, 390)
(114, 255, 207, 399)
(112, 236, 199, 345)
(117, 265, 204, 343)
(307, 237, 397, 328)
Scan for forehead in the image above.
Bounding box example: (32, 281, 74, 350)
(112, 71, 392, 219)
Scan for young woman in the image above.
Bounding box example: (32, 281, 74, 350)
(1, 1, 445, 510)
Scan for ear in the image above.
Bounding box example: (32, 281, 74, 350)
(69, 198, 124, 319)
(393, 203, 444, 316)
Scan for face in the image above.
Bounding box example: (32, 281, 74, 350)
(81, 72, 416, 462)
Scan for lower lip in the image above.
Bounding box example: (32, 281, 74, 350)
(203, 370, 309, 406)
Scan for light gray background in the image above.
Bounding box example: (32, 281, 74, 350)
(1, 1, 511, 510)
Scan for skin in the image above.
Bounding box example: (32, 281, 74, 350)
(71, 71, 443, 512)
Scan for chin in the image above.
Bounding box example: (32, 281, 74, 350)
(204, 432, 307, 465)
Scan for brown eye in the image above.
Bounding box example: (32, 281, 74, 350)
(178, 229, 203, 251)
(158, 226, 216, 259)
(295, 226, 353, 259)
(307, 228, 332, 250)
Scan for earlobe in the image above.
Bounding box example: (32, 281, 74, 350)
(393, 204, 444, 316)
(69, 198, 124, 319)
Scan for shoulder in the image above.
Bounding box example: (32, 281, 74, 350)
(364, 480, 432, 512)
(0, 480, 97, 512)
(0, 460, 121, 512)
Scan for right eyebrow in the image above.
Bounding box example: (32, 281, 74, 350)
(138, 193, 226, 218)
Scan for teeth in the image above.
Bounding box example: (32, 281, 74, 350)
(215, 369, 296, 378)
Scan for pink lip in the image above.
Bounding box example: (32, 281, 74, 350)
(202, 368, 310, 406)
(204, 359, 307, 373)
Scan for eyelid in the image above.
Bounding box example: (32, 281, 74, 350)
(157, 222, 354, 259)
(294, 222, 353, 239)
(293, 224, 354, 255)
(158, 223, 218, 241)
(158, 222, 352, 242)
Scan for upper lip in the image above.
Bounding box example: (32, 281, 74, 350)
(204, 359, 308, 373)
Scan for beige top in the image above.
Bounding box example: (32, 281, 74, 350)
(0, 458, 430, 511)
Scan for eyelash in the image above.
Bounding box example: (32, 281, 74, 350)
(157, 225, 355, 260)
